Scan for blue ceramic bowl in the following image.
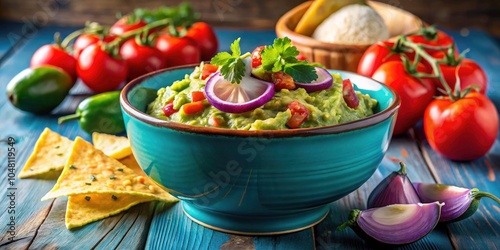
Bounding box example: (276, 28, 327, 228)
(120, 65, 400, 235)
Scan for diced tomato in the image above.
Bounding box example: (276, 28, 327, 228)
(251, 46, 265, 68)
(209, 115, 225, 127)
(201, 64, 219, 80)
(182, 101, 204, 115)
(191, 91, 206, 102)
(162, 102, 178, 117)
(342, 79, 359, 108)
(287, 101, 309, 128)
(272, 71, 296, 91)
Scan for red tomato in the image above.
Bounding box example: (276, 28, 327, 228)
(155, 34, 200, 67)
(73, 34, 117, 58)
(372, 61, 435, 135)
(424, 92, 498, 161)
(438, 58, 488, 95)
(296, 53, 307, 61)
(201, 64, 219, 80)
(110, 16, 147, 36)
(185, 22, 219, 61)
(357, 41, 403, 77)
(119, 39, 166, 80)
(191, 91, 206, 102)
(251, 46, 265, 68)
(77, 43, 128, 93)
(287, 101, 309, 128)
(407, 29, 456, 58)
(31, 44, 77, 84)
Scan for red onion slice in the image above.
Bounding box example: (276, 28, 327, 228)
(294, 67, 333, 93)
(205, 72, 274, 113)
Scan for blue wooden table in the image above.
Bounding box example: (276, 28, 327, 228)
(0, 20, 499, 249)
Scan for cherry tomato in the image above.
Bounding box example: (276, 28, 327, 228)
(73, 34, 117, 59)
(438, 58, 488, 95)
(287, 101, 309, 129)
(372, 61, 435, 135)
(31, 44, 77, 84)
(155, 34, 200, 67)
(77, 43, 128, 93)
(110, 16, 147, 36)
(407, 29, 456, 59)
(119, 38, 166, 80)
(342, 79, 359, 108)
(201, 64, 219, 80)
(357, 41, 403, 77)
(251, 46, 265, 68)
(185, 22, 219, 61)
(424, 92, 498, 161)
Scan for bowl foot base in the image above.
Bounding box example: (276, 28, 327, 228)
(182, 202, 329, 235)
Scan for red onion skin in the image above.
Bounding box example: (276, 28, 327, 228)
(367, 162, 421, 208)
(345, 202, 443, 245)
(413, 183, 476, 222)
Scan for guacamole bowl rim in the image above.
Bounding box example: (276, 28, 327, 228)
(120, 64, 400, 138)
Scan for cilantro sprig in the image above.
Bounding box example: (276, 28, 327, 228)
(210, 38, 250, 84)
(261, 37, 317, 83)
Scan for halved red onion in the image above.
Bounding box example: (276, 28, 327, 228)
(294, 67, 333, 93)
(205, 72, 274, 113)
(413, 182, 500, 222)
(338, 202, 443, 245)
(367, 162, 421, 208)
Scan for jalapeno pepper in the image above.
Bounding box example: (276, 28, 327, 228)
(58, 90, 125, 134)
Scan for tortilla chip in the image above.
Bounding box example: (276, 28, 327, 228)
(41, 137, 178, 203)
(92, 132, 132, 160)
(65, 193, 155, 229)
(19, 128, 73, 179)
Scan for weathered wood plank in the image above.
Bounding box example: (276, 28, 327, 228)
(0, 21, 26, 63)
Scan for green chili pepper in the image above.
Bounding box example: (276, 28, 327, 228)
(58, 90, 125, 134)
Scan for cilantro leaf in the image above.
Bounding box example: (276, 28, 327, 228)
(284, 63, 318, 83)
(220, 57, 245, 84)
(210, 38, 247, 84)
(261, 37, 317, 83)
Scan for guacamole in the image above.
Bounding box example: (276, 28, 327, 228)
(147, 65, 378, 130)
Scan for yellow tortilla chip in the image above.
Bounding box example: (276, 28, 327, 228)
(41, 137, 178, 203)
(92, 132, 132, 160)
(65, 193, 155, 229)
(19, 128, 73, 179)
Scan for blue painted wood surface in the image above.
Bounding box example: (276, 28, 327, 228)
(0, 21, 499, 249)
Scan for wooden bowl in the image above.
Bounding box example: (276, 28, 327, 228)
(276, 1, 423, 72)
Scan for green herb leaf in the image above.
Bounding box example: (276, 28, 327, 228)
(112, 195, 118, 200)
(85, 196, 91, 201)
(90, 175, 97, 182)
(110, 175, 116, 180)
(117, 168, 123, 172)
(261, 37, 317, 83)
(284, 64, 318, 83)
(85, 183, 92, 185)
(210, 38, 246, 84)
(69, 165, 77, 169)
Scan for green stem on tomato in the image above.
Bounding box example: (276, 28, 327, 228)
(102, 18, 171, 56)
(60, 29, 85, 49)
(401, 39, 455, 99)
